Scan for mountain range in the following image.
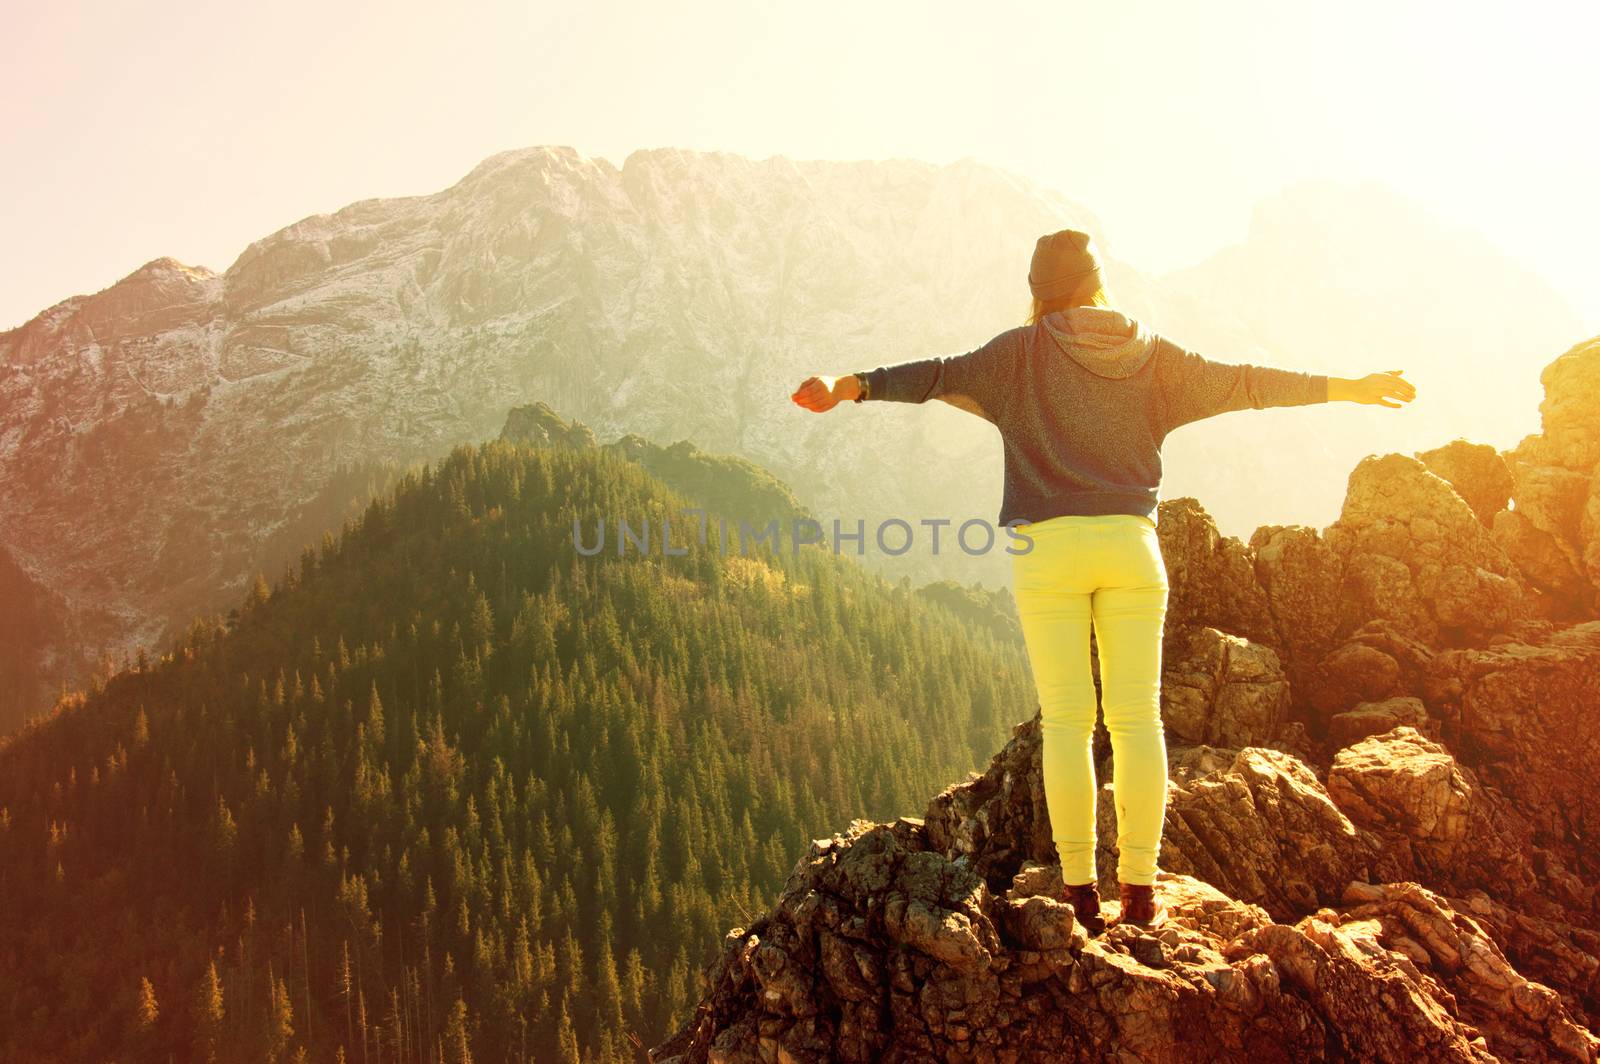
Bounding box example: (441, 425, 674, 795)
(0, 146, 1582, 732)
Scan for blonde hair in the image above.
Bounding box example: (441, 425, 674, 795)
(1025, 278, 1111, 326)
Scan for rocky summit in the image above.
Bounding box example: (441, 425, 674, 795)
(652, 336, 1600, 1064)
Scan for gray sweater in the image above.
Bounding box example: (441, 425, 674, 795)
(860, 306, 1328, 527)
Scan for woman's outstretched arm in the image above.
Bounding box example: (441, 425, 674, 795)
(790, 330, 1021, 422)
(1154, 339, 1416, 435)
(1154, 344, 1328, 435)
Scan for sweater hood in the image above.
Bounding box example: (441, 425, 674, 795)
(1042, 306, 1157, 379)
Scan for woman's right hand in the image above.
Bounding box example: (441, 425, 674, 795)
(791, 374, 861, 412)
(1331, 370, 1416, 407)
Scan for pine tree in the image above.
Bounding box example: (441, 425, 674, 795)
(339, 939, 355, 1050)
(367, 681, 386, 751)
(136, 975, 159, 1029)
(194, 960, 225, 1062)
(593, 911, 624, 1041)
(555, 999, 581, 1064)
(620, 947, 647, 1036)
(661, 950, 690, 1034)
(245, 572, 272, 614)
(442, 997, 474, 1064)
(266, 966, 294, 1063)
(211, 796, 237, 882)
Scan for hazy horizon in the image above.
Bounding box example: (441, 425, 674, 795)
(4, 1, 1598, 338)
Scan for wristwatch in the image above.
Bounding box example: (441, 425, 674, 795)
(852, 372, 871, 402)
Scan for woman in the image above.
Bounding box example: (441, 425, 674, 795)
(790, 229, 1415, 933)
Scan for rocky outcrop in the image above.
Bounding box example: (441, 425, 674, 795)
(1323, 725, 1600, 1019)
(654, 717, 1599, 1062)
(1244, 881, 1595, 1064)
(1323, 453, 1530, 646)
(1248, 522, 1345, 694)
(1158, 338, 1600, 744)
(1418, 439, 1515, 527)
(1424, 621, 1600, 880)
(1301, 620, 1432, 716)
(1159, 627, 1290, 749)
(1535, 336, 1600, 473)
(1326, 695, 1434, 746)
(500, 400, 598, 450)
(1492, 504, 1587, 614)
(658, 680, 1600, 1060)
(1449, 887, 1600, 1033)
(1328, 726, 1540, 900)
(1493, 337, 1600, 616)
(1158, 746, 1376, 921)
(919, 719, 1056, 894)
(1156, 501, 1280, 654)
(1154, 336, 1600, 721)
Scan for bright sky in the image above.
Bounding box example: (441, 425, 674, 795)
(4, 0, 1598, 334)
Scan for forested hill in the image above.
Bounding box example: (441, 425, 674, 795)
(0, 425, 1033, 1063)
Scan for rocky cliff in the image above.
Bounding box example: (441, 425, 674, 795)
(651, 336, 1600, 1064)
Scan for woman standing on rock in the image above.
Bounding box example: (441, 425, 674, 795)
(790, 229, 1414, 933)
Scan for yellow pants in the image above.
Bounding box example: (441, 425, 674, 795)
(1010, 512, 1170, 886)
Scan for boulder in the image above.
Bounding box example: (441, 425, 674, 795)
(1502, 457, 1587, 550)
(1492, 507, 1587, 613)
(1324, 453, 1529, 645)
(1327, 696, 1433, 748)
(1248, 522, 1345, 691)
(1160, 626, 1290, 748)
(1416, 438, 1515, 526)
(1158, 747, 1376, 922)
(1327, 726, 1538, 900)
(1535, 337, 1600, 472)
(1488, 337, 1600, 611)
(1303, 620, 1435, 729)
(1232, 881, 1597, 1064)
(1155, 498, 1279, 653)
(1423, 621, 1600, 879)
(1448, 887, 1600, 1029)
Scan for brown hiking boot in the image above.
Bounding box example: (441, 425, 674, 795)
(1061, 881, 1107, 936)
(1113, 882, 1166, 929)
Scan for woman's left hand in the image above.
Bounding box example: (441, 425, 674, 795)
(791, 374, 859, 412)
(1330, 370, 1416, 407)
